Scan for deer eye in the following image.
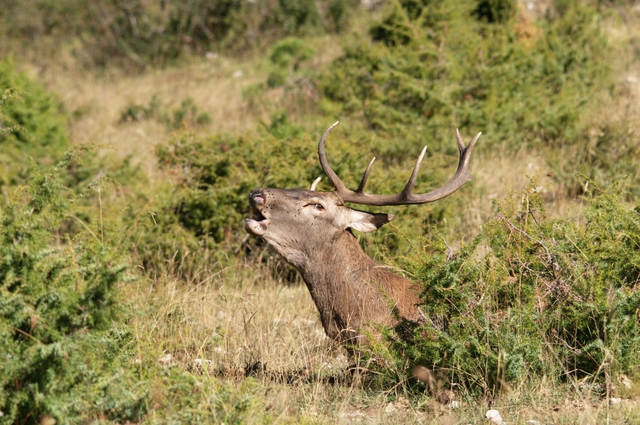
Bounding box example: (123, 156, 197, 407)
(305, 203, 324, 211)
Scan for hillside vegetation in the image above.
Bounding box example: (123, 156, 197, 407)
(1, 0, 639, 423)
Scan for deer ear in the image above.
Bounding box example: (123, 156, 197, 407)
(344, 209, 395, 233)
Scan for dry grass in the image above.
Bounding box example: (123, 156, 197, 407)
(22, 57, 265, 178)
(9, 6, 640, 423)
(121, 260, 640, 423)
(16, 34, 343, 180)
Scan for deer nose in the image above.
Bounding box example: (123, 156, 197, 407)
(249, 189, 267, 206)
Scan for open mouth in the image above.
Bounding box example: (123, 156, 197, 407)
(245, 206, 269, 236)
(251, 206, 266, 222)
(245, 189, 269, 236)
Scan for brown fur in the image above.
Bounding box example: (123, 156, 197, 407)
(244, 126, 479, 346)
(245, 188, 425, 345)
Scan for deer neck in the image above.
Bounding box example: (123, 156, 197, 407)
(289, 230, 409, 341)
(292, 229, 374, 283)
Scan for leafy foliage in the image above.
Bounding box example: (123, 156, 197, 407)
(0, 58, 146, 209)
(147, 127, 325, 265)
(0, 0, 357, 70)
(0, 58, 70, 191)
(0, 145, 268, 424)
(370, 179, 640, 395)
(120, 95, 211, 130)
(0, 156, 147, 424)
(323, 0, 607, 144)
(266, 37, 316, 88)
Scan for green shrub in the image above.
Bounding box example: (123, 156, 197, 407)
(327, 0, 359, 33)
(0, 155, 147, 424)
(152, 128, 323, 244)
(554, 121, 640, 198)
(120, 95, 211, 129)
(237, 0, 637, 201)
(474, 0, 517, 23)
(119, 94, 162, 123)
(369, 179, 640, 395)
(0, 0, 358, 70)
(266, 37, 316, 88)
(0, 149, 272, 424)
(0, 58, 70, 191)
(261, 111, 306, 139)
(0, 60, 147, 214)
(320, 0, 625, 195)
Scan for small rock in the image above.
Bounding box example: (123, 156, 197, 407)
(232, 70, 243, 78)
(40, 415, 56, 425)
(339, 411, 364, 421)
(486, 409, 505, 425)
(333, 354, 349, 367)
(193, 358, 213, 372)
(385, 402, 397, 414)
(610, 397, 622, 405)
(526, 420, 539, 425)
(619, 374, 633, 390)
(447, 401, 460, 409)
(159, 353, 173, 365)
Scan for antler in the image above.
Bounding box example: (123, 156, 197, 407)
(318, 122, 481, 206)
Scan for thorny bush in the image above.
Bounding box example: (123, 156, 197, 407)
(361, 179, 640, 396)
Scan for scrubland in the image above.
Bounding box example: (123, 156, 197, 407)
(1, 0, 639, 424)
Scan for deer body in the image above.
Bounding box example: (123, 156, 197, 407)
(302, 230, 426, 341)
(247, 188, 425, 342)
(245, 123, 480, 345)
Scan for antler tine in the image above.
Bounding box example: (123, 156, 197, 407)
(309, 177, 322, 191)
(455, 128, 465, 154)
(401, 146, 427, 197)
(318, 121, 349, 194)
(454, 130, 481, 174)
(317, 122, 481, 206)
(355, 157, 376, 193)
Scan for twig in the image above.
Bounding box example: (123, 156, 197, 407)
(496, 213, 553, 265)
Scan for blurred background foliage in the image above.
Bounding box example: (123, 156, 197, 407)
(0, 58, 69, 189)
(320, 0, 636, 196)
(1, 0, 639, 422)
(0, 0, 358, 70)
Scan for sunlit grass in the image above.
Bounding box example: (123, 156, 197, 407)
(2, 3, 639, 423)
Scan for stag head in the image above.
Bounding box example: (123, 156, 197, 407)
(245, 187, 393, 268)
(245, 122, 480, 256)
(244, 122, 481, 343)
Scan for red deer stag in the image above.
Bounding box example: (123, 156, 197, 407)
(245, 122, 481, 345)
